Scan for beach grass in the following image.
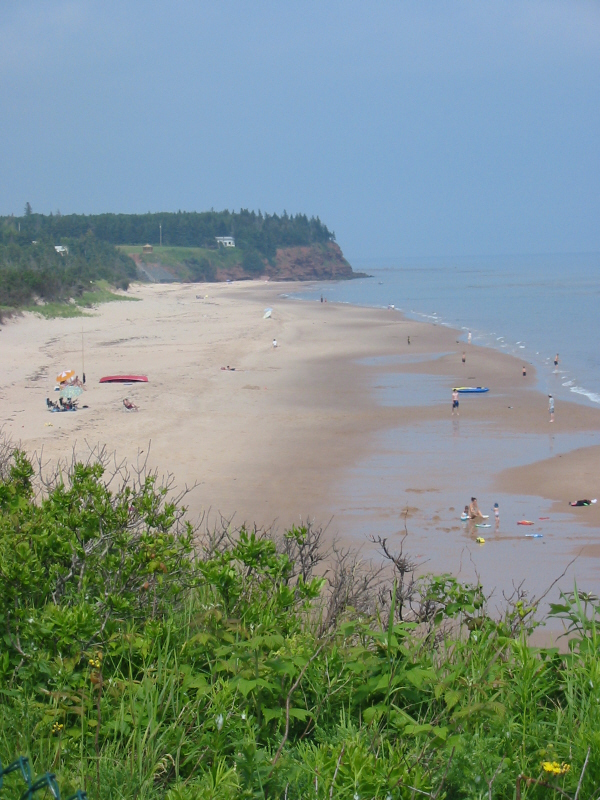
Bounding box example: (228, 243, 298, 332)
(22, 281, 139, 319)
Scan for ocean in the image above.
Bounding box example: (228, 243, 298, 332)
(293, 253, 600, 407)
(290, 253, 600, 604)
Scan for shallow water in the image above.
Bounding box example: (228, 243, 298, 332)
(294, 257, 600, 617)
(293, 252, 600, 408)
(330, 415, 600, 619)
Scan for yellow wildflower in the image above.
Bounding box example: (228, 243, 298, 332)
(542, 761, 570, 775)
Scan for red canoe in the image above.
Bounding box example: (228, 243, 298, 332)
(99, 375, 148, 383)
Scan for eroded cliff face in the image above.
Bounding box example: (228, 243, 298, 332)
(269, 242, 355, 281)
(130, 242, 360, 282)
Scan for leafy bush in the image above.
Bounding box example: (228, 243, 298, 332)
(184, 256, 216, 282)
(0, 228, 137, 311)
(1, 440, 599, 799)
(241, 249, 265, 275)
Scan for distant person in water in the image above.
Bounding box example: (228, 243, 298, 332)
(554, 353, 559, 370)
(548, 394, 554, 423)
(452, 389, 459, 416)
(494, 502, 500, 526)
(468, 330, 472, 345)
(522, 366, 527, 377)
(469, 497, 485, 520)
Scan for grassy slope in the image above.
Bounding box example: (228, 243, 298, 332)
(119, 245, 243, 280)
(21, 281, 138, 319)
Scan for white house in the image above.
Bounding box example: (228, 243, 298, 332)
(215, 236, 235, 247)
(54, 246, 69, 255)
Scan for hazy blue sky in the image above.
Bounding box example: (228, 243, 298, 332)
(1, 1, 599, 258)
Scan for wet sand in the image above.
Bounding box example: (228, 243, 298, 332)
(2, 281, 599, 612)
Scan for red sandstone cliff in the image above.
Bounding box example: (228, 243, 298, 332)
(129, 242, 361, 283)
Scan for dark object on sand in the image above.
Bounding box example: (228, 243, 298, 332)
(100, 375, 148, 383)
(569, 499, 596, 507)
(46, 397, 77, 412)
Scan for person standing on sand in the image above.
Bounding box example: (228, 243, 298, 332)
(548, 394, 554, 422)
(407, 336, 410, 345)
(462, 352, 466, 364)
(494, 502, 500, 527)
(522, 366, 527, 377)
(272, 339, 278, 348)
(452, 389, 459, 416)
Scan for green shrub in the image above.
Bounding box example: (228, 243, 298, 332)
(0, 440, 599, 799)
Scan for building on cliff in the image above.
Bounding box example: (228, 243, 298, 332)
(215, 236, 235, 247)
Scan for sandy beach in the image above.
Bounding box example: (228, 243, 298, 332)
(2, 281, 600, 611)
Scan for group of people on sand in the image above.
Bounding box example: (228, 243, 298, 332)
(464, 497, 500, 525)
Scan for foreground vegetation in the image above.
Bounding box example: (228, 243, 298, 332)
(0, 440, 598, 799)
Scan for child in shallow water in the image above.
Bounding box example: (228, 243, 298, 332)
(494, 502, 500, 525)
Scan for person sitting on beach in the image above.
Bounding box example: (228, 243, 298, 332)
(468, 497, 485, 520)
(569, 499, 597, 507)
(123, 398, 139, 411)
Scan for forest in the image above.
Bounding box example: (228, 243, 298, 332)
(0, 439, 598, 800)
(2, 209, 335, 259)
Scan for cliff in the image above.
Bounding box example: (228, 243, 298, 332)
(269, 242, 356, 281)
(127, 242, 364, 283)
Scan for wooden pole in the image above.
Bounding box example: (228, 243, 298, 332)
(82, 326, 86, 384)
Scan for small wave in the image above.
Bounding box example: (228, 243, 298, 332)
(518, 345, 525, 349)
(569, 386, 600, 405)
(562, 380, 574, 387)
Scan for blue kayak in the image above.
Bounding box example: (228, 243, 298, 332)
(453, 387, 489, 393)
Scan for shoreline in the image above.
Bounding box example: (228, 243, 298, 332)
(1, 280, 599, 607)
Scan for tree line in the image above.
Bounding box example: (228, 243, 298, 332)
(3, 208, 335, 259)
(0, 226, 136, 310)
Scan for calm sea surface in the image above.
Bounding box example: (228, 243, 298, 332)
(292, 253, 600, 407)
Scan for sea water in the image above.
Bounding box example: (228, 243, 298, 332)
(292, 252, 600, 407)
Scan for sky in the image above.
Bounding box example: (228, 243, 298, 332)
(1, 0, 599, 258)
